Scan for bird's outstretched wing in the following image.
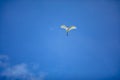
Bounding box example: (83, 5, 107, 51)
(61, 25, 68, 30)
(69, 26, 77, 31)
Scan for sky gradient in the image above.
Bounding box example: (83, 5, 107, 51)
(0, 0, 120, 80)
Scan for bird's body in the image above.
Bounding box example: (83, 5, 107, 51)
(61, 25, 76, 36)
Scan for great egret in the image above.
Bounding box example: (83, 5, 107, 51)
(61, 25, 76, 36)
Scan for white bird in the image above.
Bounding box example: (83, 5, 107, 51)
(61, 25, 77, 36)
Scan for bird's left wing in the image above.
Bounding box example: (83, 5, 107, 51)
(69, 26, 77, 31)
(61, 25, 68, 30)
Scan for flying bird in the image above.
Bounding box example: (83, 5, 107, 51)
(61, 25, 77, 36)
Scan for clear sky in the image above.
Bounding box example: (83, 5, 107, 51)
(0, 0, 120, 80)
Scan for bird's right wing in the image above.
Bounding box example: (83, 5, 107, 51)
(60, 25, 68, 30)
(69, 26, 77, 31)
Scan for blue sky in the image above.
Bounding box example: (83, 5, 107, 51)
(0, 0, 120, 80)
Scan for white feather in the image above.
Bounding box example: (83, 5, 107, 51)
(61, 25, 68, 30)
(68, 26, 77, 31)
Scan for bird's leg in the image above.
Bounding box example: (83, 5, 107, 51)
(66, 32, 68, 36)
